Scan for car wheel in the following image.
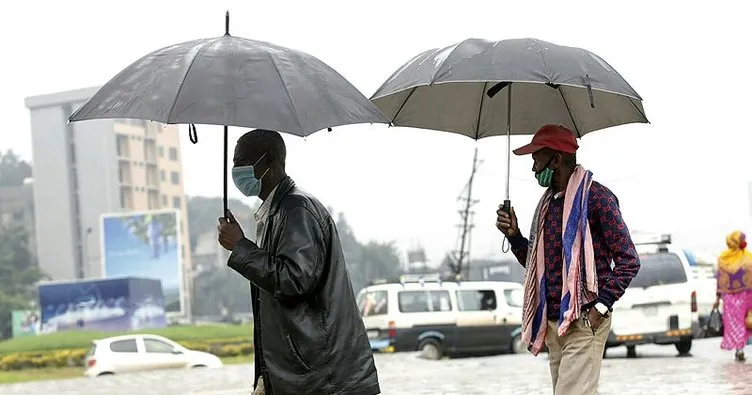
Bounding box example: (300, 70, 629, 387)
(675, 339, 692, 356)
(97, 372, 114, 377)
(417, 338, 443, 360)
(626, 345, 637, 358)
(510, 334, 526, 354)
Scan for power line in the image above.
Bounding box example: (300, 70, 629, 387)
(450, 147, 480, 279)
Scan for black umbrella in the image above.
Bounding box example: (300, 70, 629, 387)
(70, 12, 388, 216)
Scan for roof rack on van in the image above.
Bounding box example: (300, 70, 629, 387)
(633, 233, 671, 246)
(633, 233, 671, 252)
(399, 273, 443, 286)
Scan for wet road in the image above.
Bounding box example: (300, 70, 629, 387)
(0, 338, 749, 394)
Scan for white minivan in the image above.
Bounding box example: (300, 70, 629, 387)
(609, 235, 697, 357)
(356, 275, 525, 359)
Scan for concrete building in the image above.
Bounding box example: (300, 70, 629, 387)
(24, 87, 192, 286)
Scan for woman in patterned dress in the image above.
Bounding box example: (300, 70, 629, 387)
(713, 231, 752, 361)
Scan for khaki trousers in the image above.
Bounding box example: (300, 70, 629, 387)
(545, 315, 611, 395)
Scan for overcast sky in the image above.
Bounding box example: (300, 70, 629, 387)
(2, 0, 750, 264)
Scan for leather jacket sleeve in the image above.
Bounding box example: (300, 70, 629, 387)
(227, 206, 325, 300)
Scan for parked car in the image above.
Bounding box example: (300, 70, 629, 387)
(357, 275, 526, 360)
(84, 334, 223, 377)
(608, 235, 696, 358)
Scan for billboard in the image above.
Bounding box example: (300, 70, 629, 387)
(11, 310, 41, 338)
(38, 277, 166, 333)
(101, 209, 184, 313)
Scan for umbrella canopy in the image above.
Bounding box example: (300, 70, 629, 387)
(371, 37, 647, 139)
(70, 13, 388, 215)
(370, 37, 648, 216)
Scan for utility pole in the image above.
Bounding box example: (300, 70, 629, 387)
(451, 147, 481, 280)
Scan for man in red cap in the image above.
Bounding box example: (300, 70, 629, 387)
(496, 124, 640, 395)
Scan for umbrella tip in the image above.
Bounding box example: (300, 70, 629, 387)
(225, 11, 230, 35)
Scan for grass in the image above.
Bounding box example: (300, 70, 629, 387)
(0, 355, 254, 385)
(0, 367, 83, 384)
(0, 324, 253, 355)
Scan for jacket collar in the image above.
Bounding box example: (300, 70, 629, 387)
(269, 176, 295, 216)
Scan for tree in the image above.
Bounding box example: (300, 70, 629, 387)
(192, 268, 253, 317)
(186, 197, 258, 252)
(333, 211, 402, 293)
(0, 150, 32, 187)
(360, 241, 402, 280)
(0, 224, 44, 339)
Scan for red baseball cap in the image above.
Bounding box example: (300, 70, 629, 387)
(512, 124, 579, 155)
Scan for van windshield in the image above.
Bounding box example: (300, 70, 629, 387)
(629, 252, 687, 288)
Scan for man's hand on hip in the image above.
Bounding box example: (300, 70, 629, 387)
(587, 307, 605, 330)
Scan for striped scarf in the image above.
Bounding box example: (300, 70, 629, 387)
(521, 165, 599, 356)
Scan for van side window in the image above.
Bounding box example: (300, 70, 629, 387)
(398, 291, 430, 313)
(429, 291, 452, 312)
(456, 290, 497, 311)
(398, 291, 453, 313)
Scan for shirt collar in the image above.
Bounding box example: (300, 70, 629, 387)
(254, 185, 279, 222)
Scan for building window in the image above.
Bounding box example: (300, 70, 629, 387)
(168, 147, 178, 161)
(158, 146, 164, 157)
(162, 195, 168, 207)
(116, 135, 129, 157)
(172, 196, 181, 209)
(160, 170, 166, 181)
(146, 166, 158, 186)
(120, 187, 133, 209)
(144, 140, 157, 162)
(170, 171, 180, 185)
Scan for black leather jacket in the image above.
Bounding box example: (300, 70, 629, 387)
(228, 177, 380, 395)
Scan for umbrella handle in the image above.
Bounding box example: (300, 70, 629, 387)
(502, 199, 511, 215)
(501, 199, 512, 253)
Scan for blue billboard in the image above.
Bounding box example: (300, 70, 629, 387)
(38, 277, 166, 333)
(101, 209, 184, 313)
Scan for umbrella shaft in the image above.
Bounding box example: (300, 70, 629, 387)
(224, 125, 229, 218)
(505, 85, 512, 200)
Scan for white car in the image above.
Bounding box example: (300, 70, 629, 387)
(609, 235, 696, 357)
(84, 334, 223, 377)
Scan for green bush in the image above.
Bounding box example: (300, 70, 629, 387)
(0, 349, 89, 371)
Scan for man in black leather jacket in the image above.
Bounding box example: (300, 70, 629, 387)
(218, 129, 380, 395)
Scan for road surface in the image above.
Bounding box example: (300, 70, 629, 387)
(0, 338, 749, 394)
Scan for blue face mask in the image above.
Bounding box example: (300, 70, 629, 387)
(232, 154, 268, 197)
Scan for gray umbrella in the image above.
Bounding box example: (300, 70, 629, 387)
(371, 37, 648, 213)
(70, 12, 388, 216)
